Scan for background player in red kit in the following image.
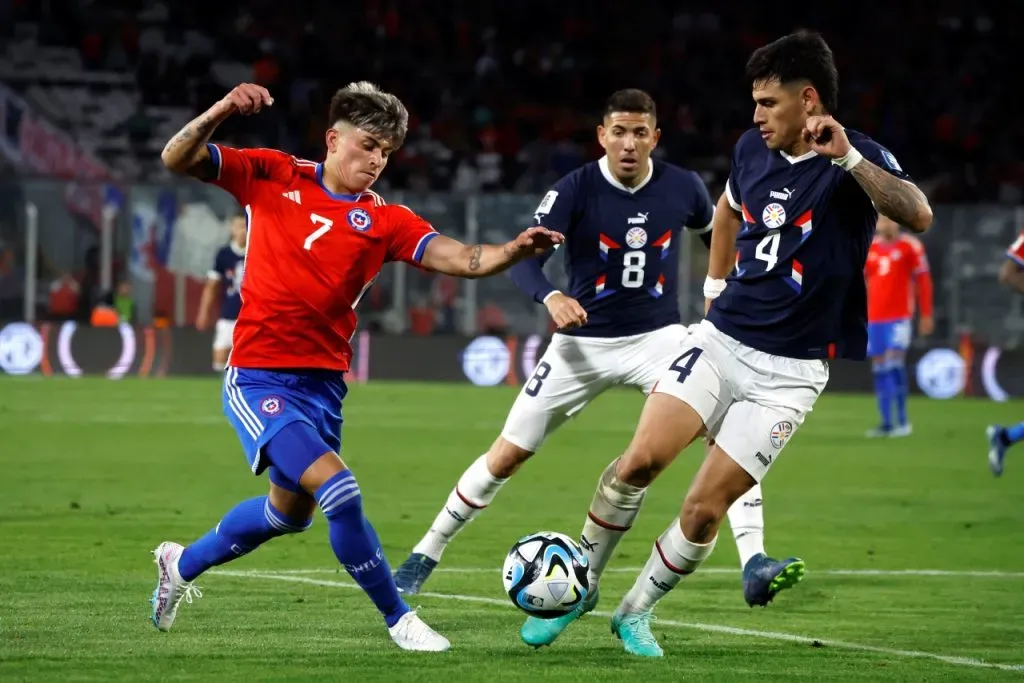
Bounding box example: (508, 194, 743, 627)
(148, 82, 563, 652)
(986, 230, 1024, 476)
(864, 215, 934, 437)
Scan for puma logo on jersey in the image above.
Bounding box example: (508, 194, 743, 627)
(769, 187, 795, 201)
(627, 211, 649, 225)
(282, 190, 302, 204)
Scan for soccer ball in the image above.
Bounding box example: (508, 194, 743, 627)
(502, 531, 590, 618)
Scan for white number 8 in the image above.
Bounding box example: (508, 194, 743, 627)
(623, 251, 646, 288)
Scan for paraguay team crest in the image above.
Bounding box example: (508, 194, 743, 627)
(762, 202, 786, 229)
(347, 208, 372, 232)
(260, 396, 284, 416)
(769, 421, 793, 449)
(625, 227, 648, 249)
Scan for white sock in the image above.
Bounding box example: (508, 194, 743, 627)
(619, 520, 717, 614)
(578, 458, 647, 592)
(727, 484, 765, 568)
(411, 454, 507, 562)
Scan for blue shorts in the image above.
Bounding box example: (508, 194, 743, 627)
(222, 367, 347, 485)
(867, 319, 912, 358)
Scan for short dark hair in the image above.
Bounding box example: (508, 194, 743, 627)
(603, 89, 656, 120)
(745, 30, 839, 114)
(328, 81, 409, 148)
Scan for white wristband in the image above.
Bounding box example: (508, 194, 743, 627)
(541, 290, 562, 304)
(703, 276, 727, 299)
(831, 147, 864, 171)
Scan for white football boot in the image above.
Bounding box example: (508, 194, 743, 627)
(387, 611, 451, 651)
(150, 541, 203, 631)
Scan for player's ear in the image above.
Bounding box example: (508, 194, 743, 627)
(802, 85, 820, 115)
(325, 127, 340, 154)
(596, 124, 607, 150)
(652, 127, 661, 147)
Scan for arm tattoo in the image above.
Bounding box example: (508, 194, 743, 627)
(468, 245, 483, 271)
(849, 160, 925, 225)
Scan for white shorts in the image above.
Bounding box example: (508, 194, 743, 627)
(501, 324, 689, 452)
(652, 319, 829, 482)
(213, 318, 236, 351)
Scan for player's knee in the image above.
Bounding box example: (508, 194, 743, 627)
(488, 437, 534, 478)
(616, 445, 667, 488)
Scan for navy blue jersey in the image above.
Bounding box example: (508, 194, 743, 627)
(511, 157, 714, 337)
(209, 242, 245, 320)
(707, 129, 910, 360)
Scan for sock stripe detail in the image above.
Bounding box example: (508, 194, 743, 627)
(263, 499, 311, 533)
(319, 481, 360, 512)
(655, 540, 693, 576)
(455, 486, 487, 510)
(321, 488, 361, 515)
(587, 511, 630, 532)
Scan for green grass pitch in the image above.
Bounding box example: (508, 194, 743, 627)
(1, 378, 1023, 681)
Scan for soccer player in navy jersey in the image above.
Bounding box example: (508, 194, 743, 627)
(149, 82, 563, 651)
(394, 89, 804, 644)
(566, 32, 933, 656)
(196, 214, 247, 371)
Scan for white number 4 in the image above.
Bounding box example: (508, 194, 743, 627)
(304, 213, 334, 250)
(755, 231, 781, 271)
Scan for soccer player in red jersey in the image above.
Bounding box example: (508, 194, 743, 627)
(986, 230, 1024, 476)
(148, 82, 563, 651)
(864, 215, 933, 437)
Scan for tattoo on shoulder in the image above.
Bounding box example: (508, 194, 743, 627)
(468, 245, 483, 271)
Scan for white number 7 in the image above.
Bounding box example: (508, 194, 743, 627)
(304, 213, 334, 250)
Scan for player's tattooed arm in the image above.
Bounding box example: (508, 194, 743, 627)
(420, 228, 564, 278)
(161, 83, 274, 179)
(161, 110, 225, 180)
(849, 161, 933, 233)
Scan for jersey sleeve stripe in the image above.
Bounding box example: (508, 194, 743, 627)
(206, 143, 223, 180)
(1007, 251, 1024, 267)
(724, 179, 741, 211)
(412, 231, 439, 263)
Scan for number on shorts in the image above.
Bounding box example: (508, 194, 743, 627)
(668, 347, 704, 384)
(524, 361, 552, 397)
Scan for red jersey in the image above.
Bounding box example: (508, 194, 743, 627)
(865, 234, 933, 323)
(1007, 231, 1024, 266)
(206, 144, 438, 371)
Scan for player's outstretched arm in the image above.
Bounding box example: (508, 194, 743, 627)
(419, 227, 564, 279)
(704, 192, 742, 314)
(161, 83, 274, 180)
(804, 116, 932, 233)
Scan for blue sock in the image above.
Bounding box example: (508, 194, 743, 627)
(889, 359, 909, 427)
(1007, 422, 1024, 445)
(872, 361, 894, 430)
(178, 496, 311, 581)
(316, 470, 409, 627)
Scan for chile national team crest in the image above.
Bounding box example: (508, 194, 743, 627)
(762, 203, 787, 229)
(260, 396, 284, 416)
(347, 208, 373, 232)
